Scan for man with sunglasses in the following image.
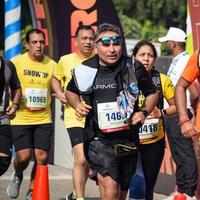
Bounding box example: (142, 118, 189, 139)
(52, 24, 95, 200)
(66, 23, 159, 200)
(7, 29, 57, 200)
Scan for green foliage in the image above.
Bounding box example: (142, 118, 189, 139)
(120, 14, 141, 39)
(113, 0, 187, 42)
(140, 20, 167, 42)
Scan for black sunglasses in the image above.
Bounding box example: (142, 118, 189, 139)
(96, 36, 122, 46)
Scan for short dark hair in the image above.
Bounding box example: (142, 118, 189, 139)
(75, 24, 95, 38)
(132, 40, 157, 58)
(95, 23, 121, 40)
(25, 28, 45, 43)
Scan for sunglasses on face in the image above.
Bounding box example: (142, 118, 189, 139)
(96, 36, 122, 46)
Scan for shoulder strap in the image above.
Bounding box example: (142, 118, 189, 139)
(151, 70, 164, 109)
(198, 50, 200, 70)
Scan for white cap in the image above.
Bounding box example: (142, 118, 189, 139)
(158, 27, 186, 42)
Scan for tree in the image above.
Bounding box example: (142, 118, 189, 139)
(113, 0, 187, 42)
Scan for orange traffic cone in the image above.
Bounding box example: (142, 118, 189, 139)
(32, 165, 50, 200)
(174, 194, 186, 200)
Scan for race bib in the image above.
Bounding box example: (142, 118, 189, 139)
(139, 118, 159, 142)
(25, 88, 47, 111)
(97, 102, 129, 133)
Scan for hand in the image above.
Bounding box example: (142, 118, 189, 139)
(149, 106, 161, 118)
(131, 111, 146, 125)
(6, 104, 18, 119)
(181, 121, 200, 137)
(75, 102, 92, 120)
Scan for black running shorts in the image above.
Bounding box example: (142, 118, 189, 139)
(67, 127, 85, 147)
(12, 123, 53, 152)
(88, 138, 138, 190)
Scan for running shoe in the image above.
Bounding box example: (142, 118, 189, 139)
(24, 189, 33, 200)
(66, 192, 76, 200)
(7, 171, 23, 198)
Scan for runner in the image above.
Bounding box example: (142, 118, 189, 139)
(0, 56, 21, 177)
(66, 23, 159, 200)
(7, 29, 57, 200)
(52, 24, 95, 200)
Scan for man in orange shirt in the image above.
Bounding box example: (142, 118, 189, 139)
(175, 49, 200, 199)
(175, 49, 200, 136)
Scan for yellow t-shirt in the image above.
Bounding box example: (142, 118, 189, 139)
(53, 52, 93, 128)
(138, 73, 175, 144)
(11, 53, 57, 125)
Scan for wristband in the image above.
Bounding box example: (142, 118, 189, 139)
(178, 118, 190, 127)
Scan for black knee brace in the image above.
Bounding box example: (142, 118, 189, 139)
(0, 156, 11, 176)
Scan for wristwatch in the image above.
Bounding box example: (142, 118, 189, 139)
(141, 109, 148, 118)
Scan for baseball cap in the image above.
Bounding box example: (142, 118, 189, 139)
(158, 27, 186, 42)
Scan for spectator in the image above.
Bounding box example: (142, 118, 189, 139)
(158, 27, 198, 200)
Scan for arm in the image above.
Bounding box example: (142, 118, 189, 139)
(188, 83, 200, 113)
(143, 92, 159, 115)
(132, 91, 159, 125)
(11, 88, 22, 104)
(51, 76, 67, 104)
(164, 98, 176, 115)
(66, 77, 92, 119)
(6, 60, 22, 118)
(150, 73, 176, 118)
(150, 98, 176, 118)
(6, 88, 22, 119)
(66, 90, 91, 119)
(65, 90, 81, 110)
(175, 77, 191, 120)
(175, 77, 199, 137)
(131, 61, 159, 124)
